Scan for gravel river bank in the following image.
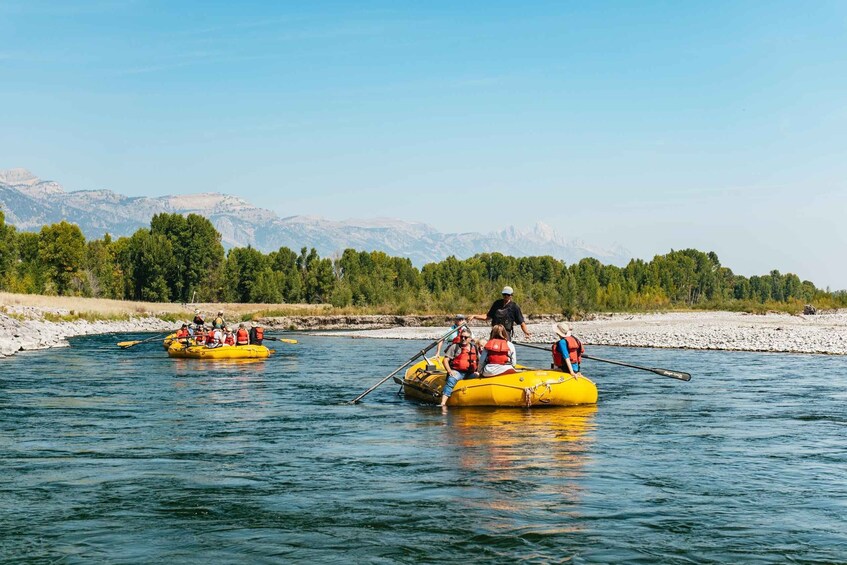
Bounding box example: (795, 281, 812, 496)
(3, 301, 846, 358)
(316, 310, 847, 355)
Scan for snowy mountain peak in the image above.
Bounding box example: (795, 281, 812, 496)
(0, 168, 41, 186)
(0, 168, 632, 267)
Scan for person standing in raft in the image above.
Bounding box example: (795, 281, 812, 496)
(440, 327, 480, 407)
(435, 314, 467, 357)
(479, 324, 518, 376)
(192, 310, 205, 328)
(552, 322, 584, 376)
(212, 311, 226, 330)
(249, 322, 264, 345)
(472, 286, 531, 341)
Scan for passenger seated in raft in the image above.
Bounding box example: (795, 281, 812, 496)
(435, 314, 467, 357)
(223, 328, 236, 346)
(235, 324, 250, 346)
(552, 322, 584, 376)
(206, 327, 223, 348)
(440, 328, 480, 407)
(175, 323, 190, 344)
(478, 324, 518, 377)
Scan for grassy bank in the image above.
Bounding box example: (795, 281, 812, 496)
(1, 291, 834, 325)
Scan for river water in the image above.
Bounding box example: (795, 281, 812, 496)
(2, 333, 846, 563)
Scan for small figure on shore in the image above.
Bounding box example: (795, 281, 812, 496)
(236, 323, 250, 346)
(436, 314, 467, 357)
(249, 321, 264, 345)
(552, 322, 584, 376)
(213, 311, 225, 329)
(193, 309, 205, 328)
(472, 286, 531, 341)
(440, 327, 479, 407)
(479, 324, 517, 376)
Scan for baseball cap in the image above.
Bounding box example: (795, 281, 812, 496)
(501, 286, 514, 295)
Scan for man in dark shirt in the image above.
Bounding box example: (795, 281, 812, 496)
(473, 286, 532, 341)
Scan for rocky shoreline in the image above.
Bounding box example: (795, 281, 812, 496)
(3, 305, 846, 358)
(0, 306, 173, 357)
(310, 310, 847, 356)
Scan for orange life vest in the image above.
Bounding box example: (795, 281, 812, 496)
(484, 338, 511, 365)
(176, 328, 189, 339)
(194, 331, 205, 344)
(553, 336, 584, 367)
(224, 333, 235, 346)
(449, 343, 478, 372)
(236, 328, 249, 345)
(206, 330, 219, 346)
(253, 327, 264, 340)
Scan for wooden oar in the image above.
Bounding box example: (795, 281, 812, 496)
(513, 341, 691, 382)
(349, 324, 466, 404)
(117, 331, 171, 349)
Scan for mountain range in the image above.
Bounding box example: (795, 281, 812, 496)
(0, 168, 631, 266)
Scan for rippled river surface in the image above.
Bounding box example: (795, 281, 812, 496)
(2, 334, 847, 563)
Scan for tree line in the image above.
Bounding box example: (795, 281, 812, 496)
(0, 211, 844, 315)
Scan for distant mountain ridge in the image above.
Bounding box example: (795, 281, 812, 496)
(0, 168, 631, 266)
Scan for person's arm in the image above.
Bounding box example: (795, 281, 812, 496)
(513, 304, 531, 338)
(560, 342, 577, 376)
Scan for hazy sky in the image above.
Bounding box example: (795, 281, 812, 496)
(2, 1, 845, 289)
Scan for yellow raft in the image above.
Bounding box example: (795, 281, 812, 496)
(167, 341, 272, 359)
(397, 357, 597, 407)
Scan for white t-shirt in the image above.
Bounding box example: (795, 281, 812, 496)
(480, 341, 516, 376)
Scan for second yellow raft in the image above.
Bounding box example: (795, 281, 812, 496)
(397, 357, 597, 407)
(167, 341, 272, 359)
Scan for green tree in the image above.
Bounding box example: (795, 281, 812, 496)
(38, 221, 86, 295)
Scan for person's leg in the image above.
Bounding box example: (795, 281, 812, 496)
(440, 370, 465, 406)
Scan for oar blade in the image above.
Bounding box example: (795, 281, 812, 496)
(117, 340, 141, 348)
(278, 338, 298, 344)
(652, 368, 691, 381)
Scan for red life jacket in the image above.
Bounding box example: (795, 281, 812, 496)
(449, 343, 478, 372)
(553, 336, 584, 366)
(254, 327, 264, 340)
(451, 334, 462, 344)
(206, 330, 218, 345)
(176, 328, 189, 339)
(484, 338, 511, 365)
(224, 333, 235, 346)
(236, 328, 249, 345)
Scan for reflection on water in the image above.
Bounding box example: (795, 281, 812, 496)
(2, 334, 847, 563)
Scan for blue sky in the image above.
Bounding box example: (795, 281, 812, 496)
(2, 1, 846, 289)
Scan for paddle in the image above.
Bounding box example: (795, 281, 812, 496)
(349, 324, 465, 404)
(264, 336, 298, 344)
(117, 331, 172, 349)
(514, 341, 691, 382)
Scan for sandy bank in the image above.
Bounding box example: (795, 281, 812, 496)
(313, 310, 847, 356)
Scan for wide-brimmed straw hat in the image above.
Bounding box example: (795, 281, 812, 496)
(554, 322, 571, 339)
